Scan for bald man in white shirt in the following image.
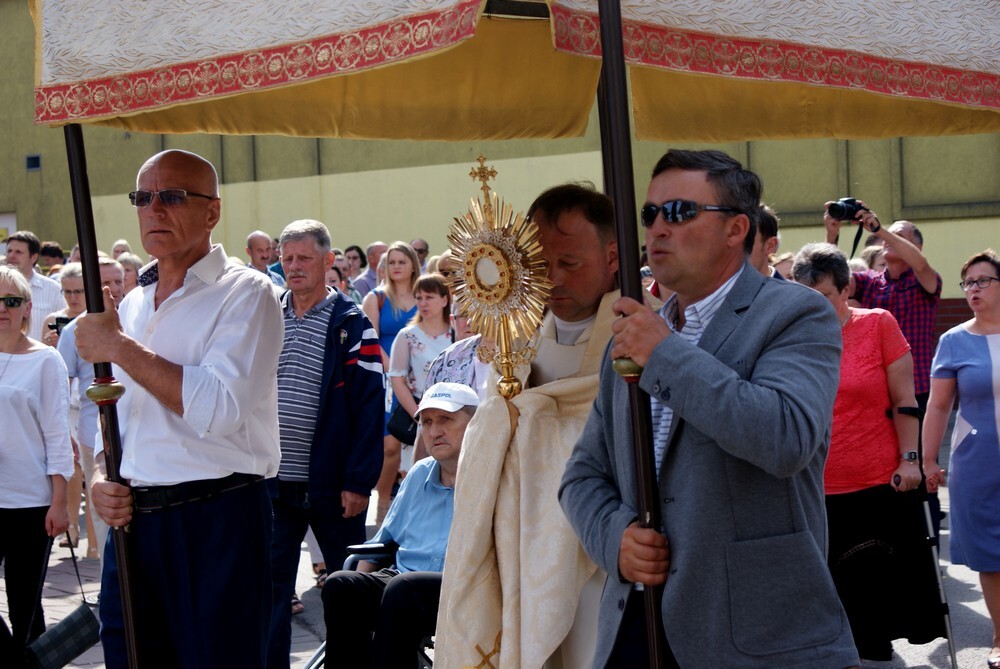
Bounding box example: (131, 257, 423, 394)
(75, 150, 283, 669)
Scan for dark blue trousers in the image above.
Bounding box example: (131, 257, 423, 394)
(266, 479, 366, 669)
(99, 481, 272, 669)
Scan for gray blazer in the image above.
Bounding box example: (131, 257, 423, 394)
(559, 265, 859, 669)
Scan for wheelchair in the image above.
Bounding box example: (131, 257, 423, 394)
(303, 542, 434, 669)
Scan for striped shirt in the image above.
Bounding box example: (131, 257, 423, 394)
(651, 268, 743, 475)
(277, 291, 336, 481)
(28, 270, 67, 342)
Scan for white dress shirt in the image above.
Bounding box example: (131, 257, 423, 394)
(101, 245, 283, 486)
(28, 270, 67, 342)
(0, 347, 74, 508)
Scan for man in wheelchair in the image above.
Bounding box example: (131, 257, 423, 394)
(321, 382, 478, 668)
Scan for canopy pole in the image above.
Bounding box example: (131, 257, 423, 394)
(595, 2, 669, 667)
(63, 124, 140, 669)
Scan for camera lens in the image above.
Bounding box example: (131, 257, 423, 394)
(827, 202, 848, 219)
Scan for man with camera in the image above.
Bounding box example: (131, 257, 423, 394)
(824, 199, 941, 407)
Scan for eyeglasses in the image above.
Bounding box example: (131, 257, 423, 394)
(62, 288, 85, 296)
(414, 248, 429, 256)
(959, 276, 999, 291)
(640, 200, 743, 227)
(128, 189, 216, 207)
(0, 295, 25, 308)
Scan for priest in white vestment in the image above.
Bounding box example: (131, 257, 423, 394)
(436, 183, 626, 669)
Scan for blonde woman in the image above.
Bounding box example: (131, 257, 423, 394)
(0, 266, 73, 663)
(116, 252, 144, 295)
(362, 241, 419, 523)
(110, 238, 131, 259)
(41, 262, 86, 348)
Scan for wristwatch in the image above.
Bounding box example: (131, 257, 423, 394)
(869, 220, 881, 233)
(900, 451, 918, 463)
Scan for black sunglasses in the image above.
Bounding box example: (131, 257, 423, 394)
(640, 200, 743, 227)
(129, 189, 216, 207)
(1, 295, 26, 308)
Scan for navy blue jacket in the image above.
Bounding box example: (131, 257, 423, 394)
(280, 290, 385, 500)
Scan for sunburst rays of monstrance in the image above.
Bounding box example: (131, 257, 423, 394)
(447, 156, 551, 398)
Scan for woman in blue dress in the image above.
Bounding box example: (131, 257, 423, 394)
(923, 249, 1000, 668)
(362, 241, 419, 525)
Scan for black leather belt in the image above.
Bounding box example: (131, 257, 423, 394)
(133, 473, 263, 513)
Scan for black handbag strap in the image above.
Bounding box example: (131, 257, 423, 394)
(66, 540, 89, 604)
(25, 535, 55, 646)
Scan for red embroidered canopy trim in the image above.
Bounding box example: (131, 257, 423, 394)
(551, 5, 1000, 111)
(35, 1, 480, 124)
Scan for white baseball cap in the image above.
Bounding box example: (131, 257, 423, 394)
(416, 382, 480, 416)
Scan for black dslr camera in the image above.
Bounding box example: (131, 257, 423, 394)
(826, 197, 868, 221)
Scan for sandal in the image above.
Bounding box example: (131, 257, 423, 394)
(315, 570, 328, 589)
(290, 594, 305, 615)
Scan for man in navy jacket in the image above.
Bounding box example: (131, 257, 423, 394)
(266, 219, 385, 669)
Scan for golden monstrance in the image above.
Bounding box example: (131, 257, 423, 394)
(448, 155, 551, 399)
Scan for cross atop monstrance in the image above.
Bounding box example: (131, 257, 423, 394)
(469, 154, 498, 215)
(449, 155, 551, 398)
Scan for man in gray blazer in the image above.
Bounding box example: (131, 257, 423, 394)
(559, 149, 859, 668)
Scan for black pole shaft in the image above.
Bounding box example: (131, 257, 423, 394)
(63, 123, 141, 669)
(597, 72, 616, 197)
(595, 2, 669, 667)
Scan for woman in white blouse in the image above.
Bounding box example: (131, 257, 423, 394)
(388, 273, 454, 471)
(0, 265, 73, 663)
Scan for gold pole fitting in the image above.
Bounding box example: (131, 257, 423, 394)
(86, 378, 126, 405)
(612, 356, 643, 382)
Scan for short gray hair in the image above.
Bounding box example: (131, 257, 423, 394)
(280, 220, 331, 253)
(116, 253, 143, 271)
(59, 262, 83, 282)
(792, 243, 850, 291)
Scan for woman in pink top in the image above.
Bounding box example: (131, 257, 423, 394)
(793, 243, 942, 662)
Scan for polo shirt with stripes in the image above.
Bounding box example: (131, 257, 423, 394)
(277, 291, 336, 481)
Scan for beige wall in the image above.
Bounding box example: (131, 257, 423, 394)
(92, 149, 995, 302)
(92, 151, 606, 264)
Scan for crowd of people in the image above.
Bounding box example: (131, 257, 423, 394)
(0, 146, 998, 669)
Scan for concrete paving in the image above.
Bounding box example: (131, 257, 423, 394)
(2, 489, 995, 668)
